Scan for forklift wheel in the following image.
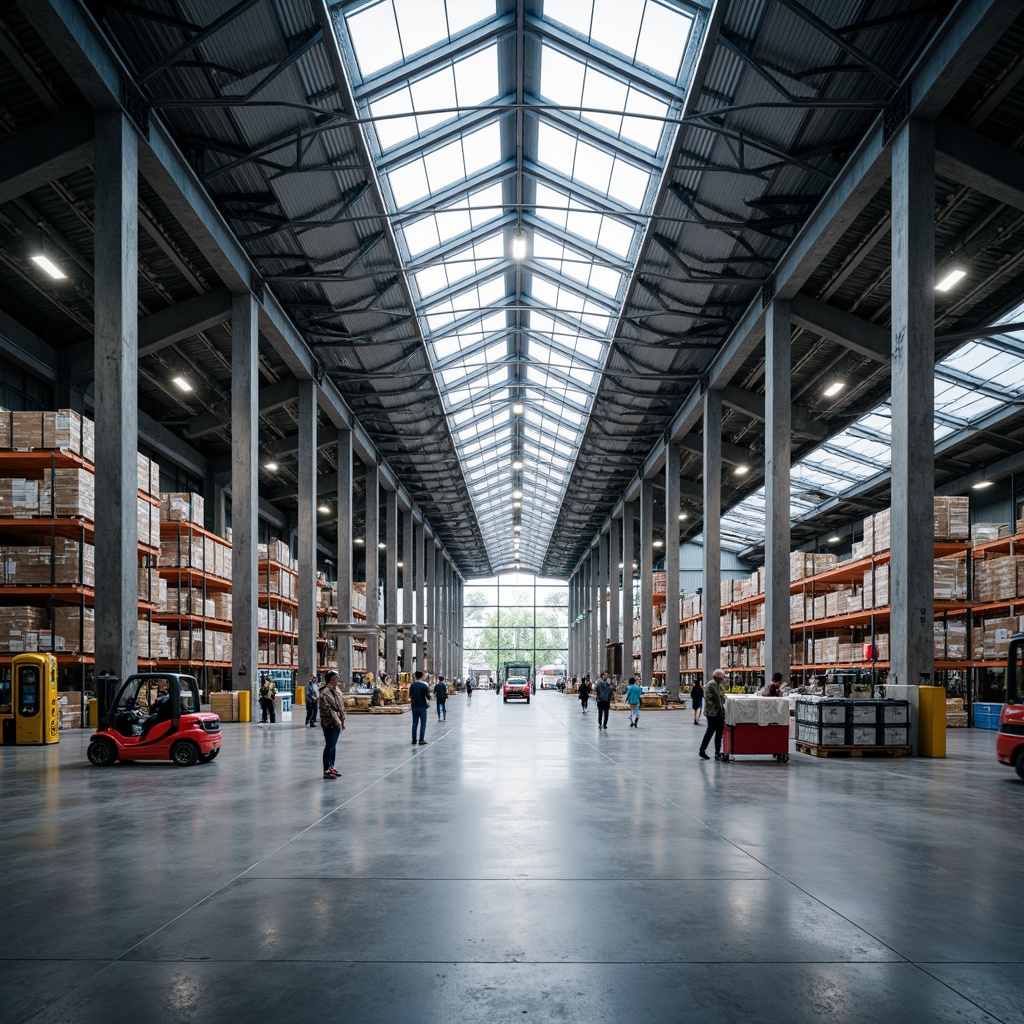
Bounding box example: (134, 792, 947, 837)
(87, 739, 118, 767)
(198, 749, 220, 764)
(170, 741, 200, 767)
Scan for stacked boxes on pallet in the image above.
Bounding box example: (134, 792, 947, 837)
(795, 697, 910, 747)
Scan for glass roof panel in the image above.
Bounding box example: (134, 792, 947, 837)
(539, 45, 668, 152)
(368, 45, 498, 152)
(335, 1, 706, 571)
(387, 120, 501, 207)
(544, 0, 692, 80)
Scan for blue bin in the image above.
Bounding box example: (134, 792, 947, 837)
(973, 702, 1005, 730)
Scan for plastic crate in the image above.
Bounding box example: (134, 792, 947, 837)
(973, 702, 1005, 730)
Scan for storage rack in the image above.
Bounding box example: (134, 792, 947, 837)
(153, 518, 233, 690)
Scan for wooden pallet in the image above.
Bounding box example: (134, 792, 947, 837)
(796, 741, 911, 758)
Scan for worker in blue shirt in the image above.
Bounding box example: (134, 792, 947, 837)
(625, 677, 643, 728)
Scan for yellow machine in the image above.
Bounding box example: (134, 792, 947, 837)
(1, 653, 60, 745)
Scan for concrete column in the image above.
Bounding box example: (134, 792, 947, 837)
(230, 291, 258, 697)
(703, 390, 723, 679)
(402, 508, 413, 675)
(438, 555, 447, 677)
(890, 118, 936, 721)
(364, 463, 379, 677)
(640, 479, 654, 685)
(764, 301, 792, 686)
(93, 112, 139, 683)
(425, 534, 436, 674)
(665, 443, 681, 701)
(597, 529, 608, 676)
(567, 573, 575, 677)
(336, 430, 353, 686)
(414, 519, 426, 673)
(446, 558, 454, 677)
(385, 488, 399, 682)
(297, 379, 317, 683)
(609, 516, 621, 679)
(590, 547, 599, 675)
(622, 500, 636, 681)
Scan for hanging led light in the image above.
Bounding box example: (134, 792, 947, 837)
(511, 228, 527, 261)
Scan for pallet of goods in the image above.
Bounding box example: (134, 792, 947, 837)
(794, 696, 911, 757)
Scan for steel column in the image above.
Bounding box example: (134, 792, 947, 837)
(703, 390, 722, 679)
(385, 488, 398, 682)
(297, 379, 317, 683)
(890, 118, 936, 714)
(93, 111, 139, 684)
(640, 478, 654, 686)
(665, 442, 681, 701)
(230, 291, 258, 697)
(336, 430, 353, 685)
(764, 301, 792, 686)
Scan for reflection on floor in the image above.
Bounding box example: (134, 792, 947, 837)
(1, 691, 1021, 1024)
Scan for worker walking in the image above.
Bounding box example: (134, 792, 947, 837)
(258, 673, 277, 724)
(410, 671, 430, 745)
(317, 670, 345, 779)
(699, 668, 727, 760)
(434, 676, 448, 721)
(625, 676, 643, 728)
(305, 674, 319, 728)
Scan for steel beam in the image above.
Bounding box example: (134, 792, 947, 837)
(790, 293, 889, 362)
(139, 288, 233, 356)
(0, 113, 93, 204)
(186, 378, 298, 439)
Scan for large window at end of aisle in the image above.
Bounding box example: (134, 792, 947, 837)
(463, 572, 567, 682)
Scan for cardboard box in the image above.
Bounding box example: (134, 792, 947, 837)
(40, 468, 95, 520)
(9, 410, 94, 461)
(0, 478, 41, 517)
(0, 538, 95, 586)
(210, 691, 238, 722)
(52, 607, 95, 653)
(160, 492, 205, 524)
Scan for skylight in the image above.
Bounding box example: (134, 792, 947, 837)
(335, 0, 704, 572)
(719, 319, 1024, 552)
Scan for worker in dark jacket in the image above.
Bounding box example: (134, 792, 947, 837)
(409, 671, 431, 745)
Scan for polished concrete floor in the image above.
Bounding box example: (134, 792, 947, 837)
(1, 690, 1022, 1024)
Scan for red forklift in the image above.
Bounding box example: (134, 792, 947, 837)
(87, 673, 221, 767)
(997, 634, 1024, 780)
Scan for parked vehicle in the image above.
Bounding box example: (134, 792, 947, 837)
(503, 676, 530, 703)
(536, 664, 567, 689)
(998, 634, 1024, 780)
(87, 673, 221, 767)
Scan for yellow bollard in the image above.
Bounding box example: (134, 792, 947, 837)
(917, 685, 946, 758)
(87, 698, 98, 729)
(238, 689, 251, 723)
(295, 685, 305, 706)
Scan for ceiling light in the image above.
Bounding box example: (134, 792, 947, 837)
(935, 268, 966, 292)
(513, 501, 521, 509)
(514, 523, 521, 533)
(828, 535, 841, 544)
(678, 512, 688, 521)
(618, 562, 624, 568)
(733, 464, 749, 477)
(972, 480, 993, 490)
(30, 254, 66, 279)
(397, 561, 403, 567)
(511, 228, 527, 261)
(265, 461, 278, 472)
(823, 381, 845, 397)
(512, 489, 522, 500)
(513, 401, 524, 415)
(378, 542, 387, 550)
(317, 504, 331, 514)
(172, 376, 193, 392)
(354, 538, 364, 545)
(512, 459, 523, 471)
(653, 540, 664, 549)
